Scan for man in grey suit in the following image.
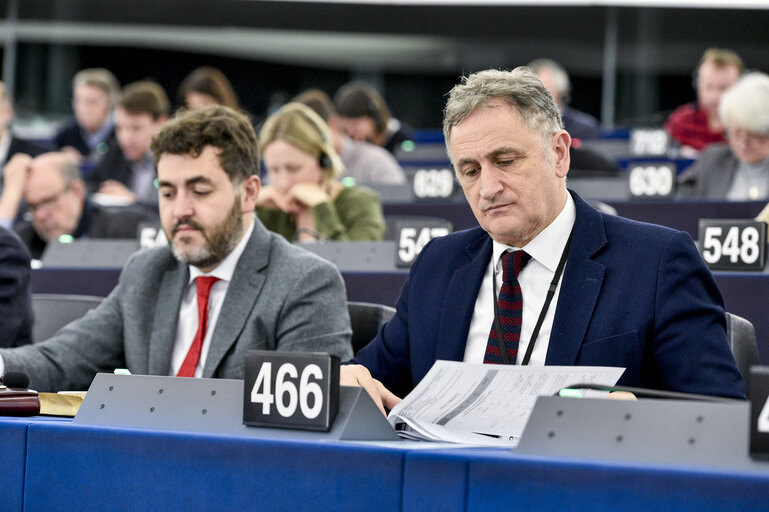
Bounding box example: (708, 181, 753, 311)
(0, 105, 353, 391)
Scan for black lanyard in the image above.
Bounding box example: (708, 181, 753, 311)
(491, 228, 574, 365)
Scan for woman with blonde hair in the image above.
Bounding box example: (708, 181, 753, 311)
(256, 102, 385, 242)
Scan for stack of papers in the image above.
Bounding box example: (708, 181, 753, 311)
(387, 361, 624, 447)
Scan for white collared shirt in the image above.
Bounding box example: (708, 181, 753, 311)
(463, 194, 576, 365)
(170, 220, 254, 378)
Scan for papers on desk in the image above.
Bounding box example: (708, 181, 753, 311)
(387, 361, 624, 447)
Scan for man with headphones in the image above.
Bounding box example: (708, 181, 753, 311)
(333, 82, 414, 155)
(665, 48, 744, 153)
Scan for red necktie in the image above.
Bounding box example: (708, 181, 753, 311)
(177, 276, 220, 378)
(484, 250, 531, 364)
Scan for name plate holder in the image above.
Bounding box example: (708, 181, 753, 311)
(74, 373, 398, 442)
(516, 396, 752, 468)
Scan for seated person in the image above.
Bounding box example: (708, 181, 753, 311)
(0, 226, 33, 348)
(529, 58, 601, 140)
(53, 68, 120, 162)
(0, 152, 157, 259)
(87, 80, 170, 203)
(680, 72, 769, 200)
(341, 67, 744, 413)
(665, 48, 743, 153)
(333, 81, 414, 155)
(0, 105, 352, 391)
(178, 66, 240, 110)
(256, 102, 386, 242)
(0, 82, 50, 167)
(294, 89, 407, 185)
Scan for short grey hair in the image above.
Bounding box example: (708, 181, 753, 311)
(719, 72, 769, 135)
(443, 67, 564, 157)
(528, 58, 571, 99)
(73, 68, 121, 106)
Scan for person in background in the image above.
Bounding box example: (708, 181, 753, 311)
(87, 80, 170, 203)
(53, 68, 120, 163)
(341, 67, 744, 412)
(0, 152, 156, 259)
(680, 72, 769, 200)
(177, 66, 240, 111)
(334, 81, 414, 155)
(257, 102, 386, 242)
(0, 105, 352, 391)
(665, 48, 744, 153)
(0, 226, 33, 348)
(0, 82, 50, 167)
(529, 58, 601, 140)
(294, 89, 406, 185)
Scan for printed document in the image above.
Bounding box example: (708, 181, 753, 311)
(387, 361, 624, 446)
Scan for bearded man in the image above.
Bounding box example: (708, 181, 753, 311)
(0, 106, 353, 391)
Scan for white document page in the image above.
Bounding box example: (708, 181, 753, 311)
(388, 361, 624, 446)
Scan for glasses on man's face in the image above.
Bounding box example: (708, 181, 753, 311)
(27, 185, 71, 214)
(727, 127, 769, 146)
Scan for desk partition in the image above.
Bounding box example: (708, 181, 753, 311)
(3, 415, 769, 512)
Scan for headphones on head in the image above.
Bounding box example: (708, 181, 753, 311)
(284, 103, 337, 171)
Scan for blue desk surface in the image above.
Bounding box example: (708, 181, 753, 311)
(3, 416, 769, 512)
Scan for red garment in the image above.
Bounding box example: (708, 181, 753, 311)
(664, 102, 726, 151)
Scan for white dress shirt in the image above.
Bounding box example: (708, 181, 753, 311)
(463, 194, 576, 365)
(170, 221, 254, 378)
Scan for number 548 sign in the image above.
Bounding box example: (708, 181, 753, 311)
(243, 351, 340, 431)
(698, 219, 767, 271)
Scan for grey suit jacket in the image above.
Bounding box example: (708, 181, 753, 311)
(1, 219, 353, 391)
(680, 143, 739, 198)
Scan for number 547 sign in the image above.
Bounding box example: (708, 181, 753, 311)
(698, 220, 767, 271)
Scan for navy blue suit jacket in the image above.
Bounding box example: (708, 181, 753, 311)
(0, 227, 33, 347)
(353, 191, 745, 399)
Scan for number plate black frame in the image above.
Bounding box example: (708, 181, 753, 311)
(243, 351, 340, 431)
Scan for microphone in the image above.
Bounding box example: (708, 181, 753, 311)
(1, 371, 30, 389)
(556, 382, 740, 403)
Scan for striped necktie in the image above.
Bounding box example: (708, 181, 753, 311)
(484, 250, 531, 364)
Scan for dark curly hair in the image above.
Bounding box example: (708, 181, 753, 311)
(151, 105, 259, 183)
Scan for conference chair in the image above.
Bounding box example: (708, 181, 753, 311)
(31, 294, 104, 343)
(725, 312, 759, 397)
(347, 301, 396, 355)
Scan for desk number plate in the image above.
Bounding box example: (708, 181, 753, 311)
(698, 219, 766, 271)
(395, 219, 452, 268)
(243, 351, 339, 431)
(628, 163, 676, 198)
(750, 367, 769, 459)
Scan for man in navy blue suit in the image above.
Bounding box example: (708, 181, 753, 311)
(0, 226, 33, 347)
(343, 67, 745, 412)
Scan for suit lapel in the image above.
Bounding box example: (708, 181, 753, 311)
(202, 222, 268, 377)
(546, 192, 607, 365)
(435, 232, 492, 361)
(148, 261, 187, 375)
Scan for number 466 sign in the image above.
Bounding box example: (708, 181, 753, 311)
(698, 219, 767, 271)
(243, 351, 340, 431)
